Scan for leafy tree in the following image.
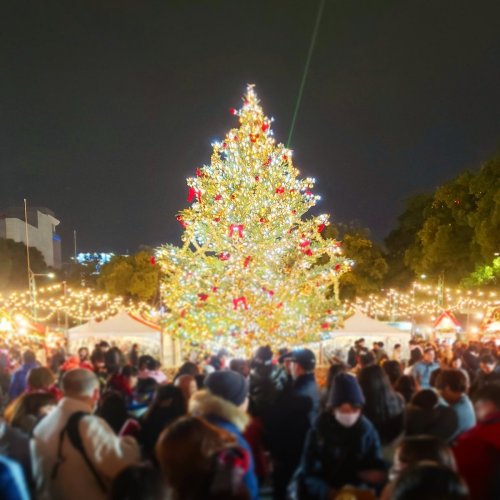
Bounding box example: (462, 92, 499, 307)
(98, 250, 159, 302)
(0, 238, 48, 290)
(325, 224, 388, 299)
(384, 194, 432, 288)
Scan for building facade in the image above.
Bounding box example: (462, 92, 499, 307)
(0, 207, 62, 269)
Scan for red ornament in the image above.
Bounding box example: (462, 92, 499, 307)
(261, 122, 269, 132)
(291, 210, 297, 215)
(282, 154, 288, 162)
(213, 217, 221, 222)
(198, 293, 209, 301)
(233, 297, 248, 310)
(335, 264, 341, 271)
(230, 107, 237, 115)
(259, 217, 267, 223)
(176, 215, 187, 228)
(215, 194, 222, 201)
(264, 157, 272, 166)
(255, 176, 260, 181)
(262, 287, 274, 296)
(243, 256, 252, 268)
(196, 168, 203, 177)
(303, 249, 313, 256)
(321, 323, 329, 329)
(187, 187, 202, 203)
(229, 224, 244, 238)
(249, 133, 259, 143)
(276, 186, 285, 195)
(219, 252, 231, 261)
(150, 256, 156, 266)
(212, 286, 218, 292)
(305, 190, 312, 196)
(222, 142, 227, 149)
(318, 223, 326, 233)
(299, 240, 310, 248)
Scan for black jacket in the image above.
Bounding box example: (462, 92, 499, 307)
(299, 413, 385, 499)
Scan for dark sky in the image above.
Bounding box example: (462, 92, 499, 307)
(2, 0, 499, 257)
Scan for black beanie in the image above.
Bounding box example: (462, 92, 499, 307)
(328, 372, 365, 408)
(205, 371, 249, 406)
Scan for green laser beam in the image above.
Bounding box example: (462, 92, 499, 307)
(287, 0, 326, 148)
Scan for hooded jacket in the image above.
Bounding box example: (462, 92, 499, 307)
(189, 390, 259, 500)
(453, 410, 500, 500)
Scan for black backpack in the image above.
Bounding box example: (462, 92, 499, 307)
(51, 411, 107, 493)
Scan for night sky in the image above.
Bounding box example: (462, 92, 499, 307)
(2, 0, 499, 257)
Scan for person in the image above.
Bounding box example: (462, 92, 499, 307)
(174, 374, 197, 408)
(8, 351, 38, 400)
(230, 358, 251, 378)
(394, 375, 417, 403)
(156, 416, 250, 500)
(77, 347, 93, 371)
(95, 391, 131, 434)
(140, 384, 186, 459)
(357, 365, 405, 447)
(248, 345, 286, 419)
(405, 389, 458, 443)
(450, 356, 471, 389)
(266, 348, 320, 500)
(107, 366, 139, 403)
(453, 382, 500, 499)
(469, 354, 500, 400)
(128, 344, 140, 368)
(174, 361, 199, 380)
(298, 373, 386, 498)
(373, 342, 387, 364)
(189, 370, 258, 500)
(380, 435, 457, 500)
(411, 347, 440, 389)
(0, 417, 32, 488)
(31, 368, 140, 500)
(109, 463, 165, 500)
(138, 357, 167, 384)
(391, 344, 402, 363)
(392, 463, 469, 500)
(382, 360, 402, 388)
(0, 455, 30, 500)
(436, 369, 476, 437)
(4, 391, 57, 434)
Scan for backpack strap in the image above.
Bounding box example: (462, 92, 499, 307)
(51, 411, 107, 493)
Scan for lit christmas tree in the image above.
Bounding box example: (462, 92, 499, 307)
(157, 85, 351, 351)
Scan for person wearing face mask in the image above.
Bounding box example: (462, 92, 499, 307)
(30, 369, 140, 500)
(297, 373, 386, 498)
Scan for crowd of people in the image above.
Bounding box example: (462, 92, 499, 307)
(0, 336, 499, 499)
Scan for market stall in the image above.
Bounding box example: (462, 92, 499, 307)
(68, 310, 178, 366)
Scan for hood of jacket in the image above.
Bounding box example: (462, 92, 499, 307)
(189, 390, 249, 431)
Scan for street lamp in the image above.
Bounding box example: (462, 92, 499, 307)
(29, 271, 55, 321)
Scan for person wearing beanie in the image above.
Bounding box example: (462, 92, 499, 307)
(296, 373, 386, 498)
(189, 370, 258, 500)
(266, 348, 320, 500)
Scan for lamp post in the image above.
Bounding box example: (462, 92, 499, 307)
(29, 271, 55, 321)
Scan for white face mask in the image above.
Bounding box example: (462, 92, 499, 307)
(335, 410, 360, 428)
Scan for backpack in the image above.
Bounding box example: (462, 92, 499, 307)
(51, 411, 107, 493)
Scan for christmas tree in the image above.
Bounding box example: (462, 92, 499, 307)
(157, 85, 351, 351)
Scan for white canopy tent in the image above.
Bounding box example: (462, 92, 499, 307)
(321, 311, 412, 363)
(68, 311, 178, 366)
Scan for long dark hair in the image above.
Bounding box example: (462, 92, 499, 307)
(358, 365, 403, 425)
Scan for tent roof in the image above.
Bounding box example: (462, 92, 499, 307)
(433, 310, 461, 329)
(69, 310, 160, 335)
(339, 311, 410, 336)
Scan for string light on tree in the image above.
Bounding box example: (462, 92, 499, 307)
(157, 85, 352, 350)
